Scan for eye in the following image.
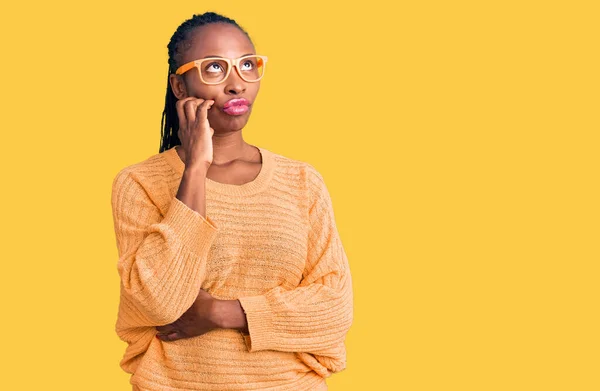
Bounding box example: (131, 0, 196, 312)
(205, 62, 225, 73)
(240, 60, 255, 70)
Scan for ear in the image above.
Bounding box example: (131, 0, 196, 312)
(169, 74, 188, 100)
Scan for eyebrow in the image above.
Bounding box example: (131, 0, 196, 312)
(202, 53, 255, 58)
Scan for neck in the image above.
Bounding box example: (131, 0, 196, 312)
(178, 131, 254, 166)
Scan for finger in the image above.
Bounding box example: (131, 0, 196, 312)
(156, 331, 181, 341)
(175, 97, 196, 132)
(184, 99, 204, 127)
(196, 99, 215, 124)
(156, 324, 177, 334)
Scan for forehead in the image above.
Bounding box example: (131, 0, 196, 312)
(180, 23, 255, 62)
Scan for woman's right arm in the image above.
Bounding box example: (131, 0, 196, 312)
(111, 168, 218, 328)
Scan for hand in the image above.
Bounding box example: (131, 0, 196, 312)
(155, 288, 219, 342)
(176, 97, 215, 170)
(213, 299, 250, 334)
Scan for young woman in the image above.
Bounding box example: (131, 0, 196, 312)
(110, 12, 354, 391)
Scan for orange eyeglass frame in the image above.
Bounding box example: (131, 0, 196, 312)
(174, 54, 268, 84)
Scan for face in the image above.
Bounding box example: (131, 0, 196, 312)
(169, 23, 261, 133)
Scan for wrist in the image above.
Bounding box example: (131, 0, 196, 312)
(183, 164, 209, 177)
(184, 155, 211, 172)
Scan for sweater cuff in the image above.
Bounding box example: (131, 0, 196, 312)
(237, 295, 275, 352)
(162, 197, 218, 256)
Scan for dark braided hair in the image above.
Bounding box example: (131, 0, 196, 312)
(159, 12, 252, 153)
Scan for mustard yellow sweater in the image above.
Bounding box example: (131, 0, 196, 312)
(110, 146, 354, 391)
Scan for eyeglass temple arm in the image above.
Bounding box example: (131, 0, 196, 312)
(175, 61, 198, 75)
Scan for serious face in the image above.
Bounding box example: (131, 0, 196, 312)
(169, 23, 262, 133)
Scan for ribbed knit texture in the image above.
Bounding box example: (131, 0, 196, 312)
(110, 146, 354, 391)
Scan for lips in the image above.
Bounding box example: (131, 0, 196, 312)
(223, 98, 250, 109)
(222, 98, 250, 116)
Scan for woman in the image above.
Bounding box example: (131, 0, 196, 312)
(111, 12, 353, 391)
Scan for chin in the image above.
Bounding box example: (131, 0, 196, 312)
(215, 110, 252, 131)
(214, 116, 250, 132)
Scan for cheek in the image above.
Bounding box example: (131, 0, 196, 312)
(207, 107, 221, 120)
(199, 94, 220, 103)
(248, 83, 260, 98)
(188, 84, 220, 101)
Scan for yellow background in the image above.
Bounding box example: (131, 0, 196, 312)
(1, 0, 598, 390)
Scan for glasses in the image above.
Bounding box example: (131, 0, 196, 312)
(175, 54, 268, 85)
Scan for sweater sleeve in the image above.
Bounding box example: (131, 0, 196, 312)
(111, 169, 219, 328)
(237, 167, 354, 374)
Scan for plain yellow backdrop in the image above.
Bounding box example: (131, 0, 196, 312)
(0, 0, 598, 390)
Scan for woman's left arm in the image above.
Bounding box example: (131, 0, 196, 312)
(222, 167, 354, 371)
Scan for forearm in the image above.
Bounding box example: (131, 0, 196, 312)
(176, 166, 209, 218)
(112, 170, 219, 328)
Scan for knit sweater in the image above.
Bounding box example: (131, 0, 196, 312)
(110, 145, 354, 391)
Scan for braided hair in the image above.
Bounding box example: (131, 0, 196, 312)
(159, 12, 251, 153)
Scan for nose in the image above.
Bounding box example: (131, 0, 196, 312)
(224, 65, 247, 95)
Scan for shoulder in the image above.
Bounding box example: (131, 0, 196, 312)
(266, 149, 325, 191)
(266, 149, 331, 214)
(111, 149, 177, 210)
